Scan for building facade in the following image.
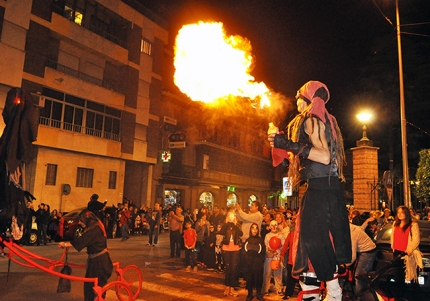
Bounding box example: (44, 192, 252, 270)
(0, 0, 280, 213)
(0, 0, 169, 212)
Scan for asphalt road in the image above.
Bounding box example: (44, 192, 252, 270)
(0, 232, 298, 300)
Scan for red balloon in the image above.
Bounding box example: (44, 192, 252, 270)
(269, 236, 281, 250)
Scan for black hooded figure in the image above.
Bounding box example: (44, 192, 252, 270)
(60, 210, 113, 301)
(0, 88, 38, 236)
(243, 223, 266, 301)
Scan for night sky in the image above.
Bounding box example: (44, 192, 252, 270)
(151, 0, 430, 174)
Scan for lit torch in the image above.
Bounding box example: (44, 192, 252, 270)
(174, 21, 271, 109)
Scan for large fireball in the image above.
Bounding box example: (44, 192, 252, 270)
(174, 21, 270, 108)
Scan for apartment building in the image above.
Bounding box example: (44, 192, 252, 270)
(0, 0, 168, 212)
(0, 0, 282, 213)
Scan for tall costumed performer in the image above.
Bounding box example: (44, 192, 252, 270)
(268, 81, 351, 301)
(0, 88, 38, 241)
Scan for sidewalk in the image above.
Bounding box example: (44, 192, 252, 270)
(0, 232, 299, 300)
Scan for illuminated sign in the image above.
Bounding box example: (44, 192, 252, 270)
(227, 185, 235, 192)
(283, 177, 292, 196)
(161, 151, 171, 162)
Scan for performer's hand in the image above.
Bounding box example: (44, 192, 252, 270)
(268, 133, 276, 148)
(235, 204, 241, 211)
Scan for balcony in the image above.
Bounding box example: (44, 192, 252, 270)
(39, 116, 121, 142)
(45, 59, 122, 94)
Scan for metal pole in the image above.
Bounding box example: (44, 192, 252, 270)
(395, 0, 411, 207)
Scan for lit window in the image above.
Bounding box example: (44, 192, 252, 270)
(76, 167, 94, 188)
(45, 164, 58, 185)
(141, 39, 152, 55)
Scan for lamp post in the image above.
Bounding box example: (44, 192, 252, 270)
(357, 112, 371, 142)
(395, 0, 411, 207)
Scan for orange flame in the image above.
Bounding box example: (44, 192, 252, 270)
(174, 21, 271, 108)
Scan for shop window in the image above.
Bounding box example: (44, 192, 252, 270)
(226, 193, 237, 207)
(199, 191, 213, 210)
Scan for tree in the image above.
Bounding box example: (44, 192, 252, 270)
(415, 149, 430, 203)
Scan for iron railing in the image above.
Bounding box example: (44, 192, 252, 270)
(39, 116, 121, 142)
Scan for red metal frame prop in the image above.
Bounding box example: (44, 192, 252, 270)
(0, 236, 142, 301)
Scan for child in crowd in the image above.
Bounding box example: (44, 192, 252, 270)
(183, 221, 198, 272)
(205, 223, 217, 271)
(262, 220, 285, 296)
(243, 223, 266, 301)
(215, 223, 225, 273)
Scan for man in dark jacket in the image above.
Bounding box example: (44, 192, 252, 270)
(147, 203, 161, 247)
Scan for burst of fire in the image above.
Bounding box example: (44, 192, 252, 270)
(174, 21, 271, 108)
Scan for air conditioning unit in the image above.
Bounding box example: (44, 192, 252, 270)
(164, 116, 177, 126)
(169, 141, 186, 149)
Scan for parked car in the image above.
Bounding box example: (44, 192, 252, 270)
(372, 220, 430, 300)
(28, 216, 39, 245)
(62, 207, 86, 241)
(63, 206, 123, 240)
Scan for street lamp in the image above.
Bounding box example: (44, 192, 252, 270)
(356, 112, 371, 141)
(395, 0, 411, 207)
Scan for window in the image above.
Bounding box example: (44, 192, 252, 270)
(108, 171, 117, 189)
(45, 164, 58, 185)
(76, 167, 94, 188)
(141, 39, 152, 55)
(40, 88, 121, 141)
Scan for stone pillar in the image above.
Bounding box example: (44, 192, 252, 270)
(351, 139, 379, 211)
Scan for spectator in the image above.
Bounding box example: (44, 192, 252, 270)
(183, 220, 198, 272)
(275, 212, 290, 239)
(118, 203, 130, 241)
(205, 223, 217, 271)
(23, 201, 35, 245)
(87, 194, 106, 221)
(243, 223, 266, 301)
(195, 214, 209, 266)
(280, 227, 298, 300)
(147, 203, 161, 247)
(261, 212, 273, 240)
(57, 212, 64, 241)
(392, 206, 421, 280)
(36, 203, 50, 245)
(48, 209, 60, 242)
(209, 205, 225, 228)
(220, 211, 243, 297)
(215, 223, 225, 273)
(350, 210, 362, 226)
(169, 206, 184, 258)
(235, 201, 264, 243)
(262, 220, 285, 296)
(348, 223, 377, 296)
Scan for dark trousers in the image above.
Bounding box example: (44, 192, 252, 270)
(294, 177, 352, 281)
(121, 223, 129, 239)
(37, 223, 47, 245)
(148, 226, 159, 244)
(185, 248, 197, 267)
(84, 253, 113, 301)
(170, 230, 181, 258)
(284, 263, 298, 297)
(223, 250, 240, 287)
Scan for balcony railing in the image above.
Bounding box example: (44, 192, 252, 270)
(39, 116, 121, 142)
(51, 4, 127, 49)
(45, 59, 122, 94)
